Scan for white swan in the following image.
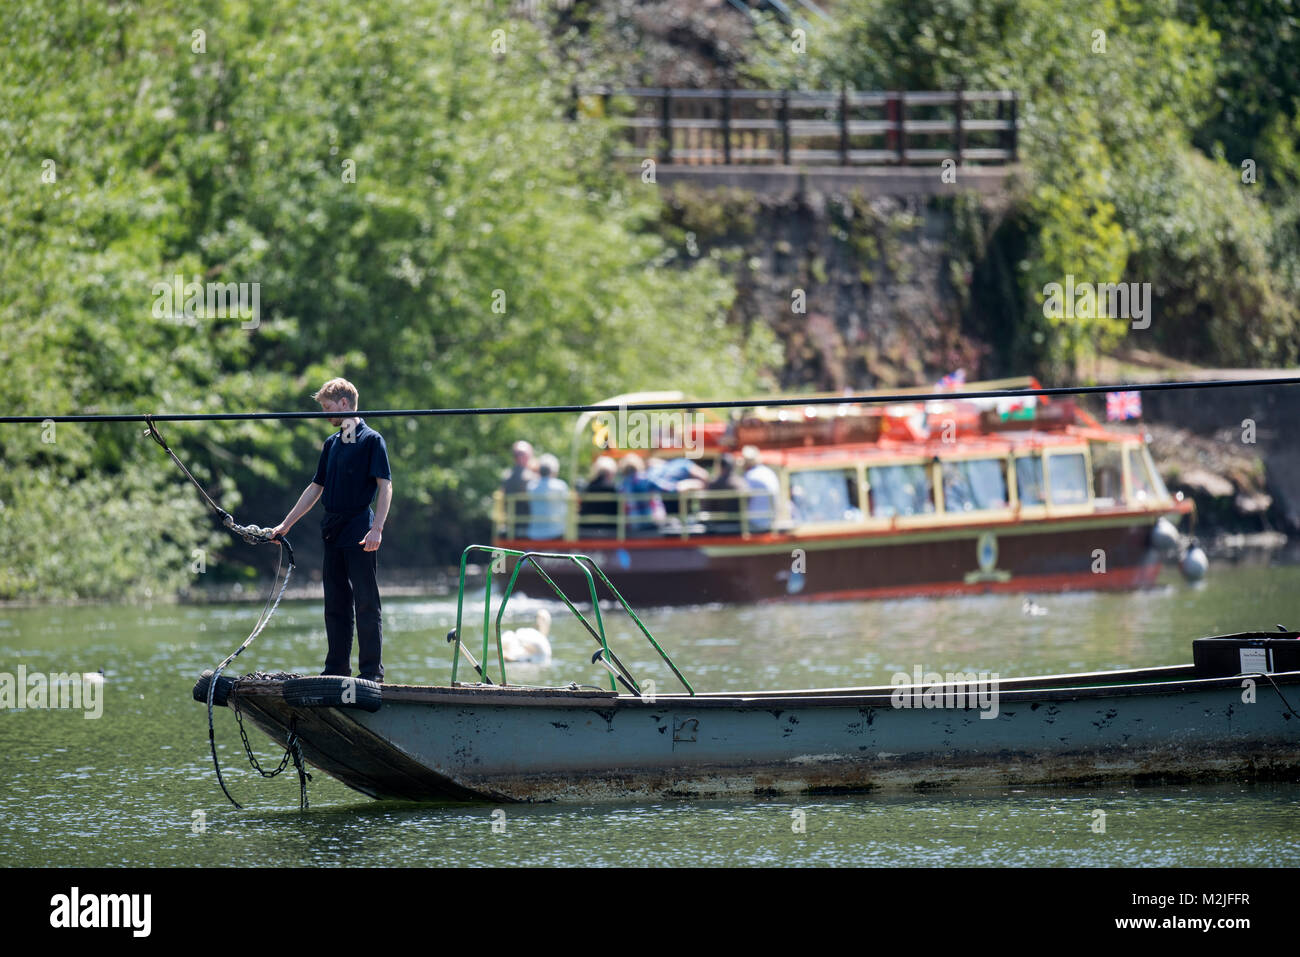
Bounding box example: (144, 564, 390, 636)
(1022, 597, 1048, 617)
(500, 609, 552, 664)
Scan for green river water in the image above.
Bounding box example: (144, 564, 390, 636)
(2, 560, 1298, 867)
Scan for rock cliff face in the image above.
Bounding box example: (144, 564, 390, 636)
(658, 183, 995, 390)
(1141, 383, 1300, 537)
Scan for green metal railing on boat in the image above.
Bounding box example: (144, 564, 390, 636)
(451, 544, 695, 695)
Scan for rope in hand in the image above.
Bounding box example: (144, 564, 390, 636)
(145, 416, 299, 809)
(144, 416, 295, 561)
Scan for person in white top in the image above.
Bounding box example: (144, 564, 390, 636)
(740, 445, 779, 532)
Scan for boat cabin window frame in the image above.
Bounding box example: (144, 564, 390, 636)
(1044, 447, 1093, 509)
(786, 464, 866, 526)
(1128, 443, 1170, 505)
(1013, 452, 1047, 510)
(1088, 440, 1127, 508)
(863, 460, 938, 521)
(938, 455, 1013, 515)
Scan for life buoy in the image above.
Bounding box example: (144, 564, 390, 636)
(282, 676, 383, 713)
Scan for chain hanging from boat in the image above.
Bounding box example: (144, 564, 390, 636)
(234, 701, 312, 810)
(144, 416, 299, 810)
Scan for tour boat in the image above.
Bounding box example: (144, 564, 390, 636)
(492, 378, 1194, 605)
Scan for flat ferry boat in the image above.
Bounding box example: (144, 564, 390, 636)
(194, 548, 1299, 805)
(492, 378, 1194, 605)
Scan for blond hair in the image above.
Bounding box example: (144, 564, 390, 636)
(312, 378, 358, 409)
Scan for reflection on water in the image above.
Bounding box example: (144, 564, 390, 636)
(1, 563, 1298, 866)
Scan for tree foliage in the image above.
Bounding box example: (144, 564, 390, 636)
(0, 0, 775, 598)
(747, 0, 1300, 375)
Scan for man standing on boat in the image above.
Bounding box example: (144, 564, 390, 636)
(271, 378, 392, 683)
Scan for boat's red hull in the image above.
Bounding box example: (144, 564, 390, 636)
(496, 510, 1168, 606)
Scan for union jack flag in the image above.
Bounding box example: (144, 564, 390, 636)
(1106, 390, 1142, 421)
(936, 369, 966, 390)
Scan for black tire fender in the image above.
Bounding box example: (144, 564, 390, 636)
(282, 676, 382, 712)
(192, 670, 235, 707)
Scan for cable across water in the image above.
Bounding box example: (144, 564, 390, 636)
(3, 373, 1298, 424)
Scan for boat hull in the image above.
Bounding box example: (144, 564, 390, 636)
(228, 667, 1300, 803)
(497, 510, 1167, 606)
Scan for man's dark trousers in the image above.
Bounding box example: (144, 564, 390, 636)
(322, 543, 383, 681)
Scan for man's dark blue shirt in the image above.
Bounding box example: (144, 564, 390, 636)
(312, 419, 391, 545)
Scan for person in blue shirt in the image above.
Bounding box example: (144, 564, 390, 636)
(617, 453, 677, 533)
(526, 453, 569, 539)
(646, 456, 709, 486)
(647, 455, 708, 522)
(272, 378, 392, 683)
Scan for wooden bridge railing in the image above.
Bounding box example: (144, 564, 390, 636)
(573, 87, 1018, 167)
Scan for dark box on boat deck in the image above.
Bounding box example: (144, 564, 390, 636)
(1192, 633, 1300, 677)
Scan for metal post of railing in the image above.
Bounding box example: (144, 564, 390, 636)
(780, 90, 791, 165)
(740, 493, 750, 537)
(1008, 92, 1018, 162)
(996, 96, 1005, 161)
(721, 87, 732, 165)
(660, 88, 672, 165)
(954, 85, 964, 166)
(895, 90, 906, 165)
(839, 84, 850, 166)
(617, 497, 626, 540)
(680, 490, 689, 540)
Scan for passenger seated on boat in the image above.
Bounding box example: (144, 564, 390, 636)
(941, 459, 1008, 513)
(867, 464, 934, 517)
(647, 455, 709, 523)
(647, 455, 709, 487)
(578, 456, 620, 537)
(741, 445, 779, 532)
(703, 453, 749, 533)
(526, 454, 569, 539)
(618, 454, 674, 534)
(500, 440, 536, 536)
(790, 468, 862, 523)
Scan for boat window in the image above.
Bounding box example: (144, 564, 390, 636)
(1015, 456, 1045, 506)
(941, 459, 1008, 512)
(1142, 446, 1171, 500)
(1089, 441, 1125, 505)
(789, 469, 861, 523)
(1047, 452, 1089, 505)
(866, 464, 934, 518)
(1128, 447, 1168, 502)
